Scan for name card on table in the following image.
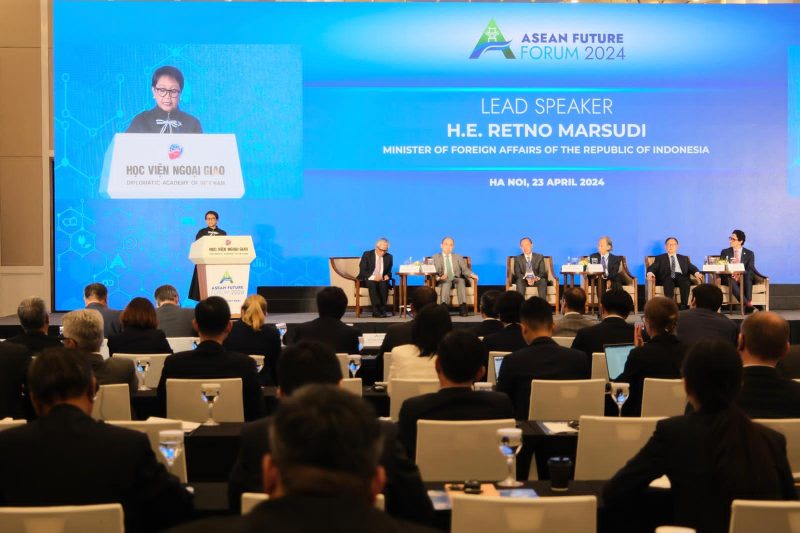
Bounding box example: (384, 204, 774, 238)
(361, 333, 386, 349)
(702, 264, 725, 273)
(399, 265, 419, 274)
(561, 264, 584, 273)
(586, 264, 604, 274)
(421, 264, 437, 274)
(727, 263, 745, 273)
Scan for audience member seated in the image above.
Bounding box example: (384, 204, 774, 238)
(738, 312, 800, 418)
(387, 304, 452, 385)
(0, 347, 194, 533)
(482, 291, 527, 353)
(62, 309, 137, 396)
(378, 287, 437, 379)
(107, 297, 172, 357)
(228, 341, 434, 524)
(777, 345, 800, 380)
(571, 288, 635, 361)
(5, 297, 61, 354)
(553, 287, 598, 337)
(83, 282, 122, 338)
(224, 294, 282, 386)
(615, 297, 687, 417)
(286, 286, 362, 354)
(496, 297, 590, 419)
(0, 341, 32, 419)
(676, 283, 738, 347)
(154, 284, 196, 337)
(157, 296, 265, 421)
(471, 290, 503, 338)
(398, 330, 514, 459)
(602, 340, 796, 533)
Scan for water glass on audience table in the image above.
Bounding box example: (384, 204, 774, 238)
(348, 355, 362, 378)
(497, 428, 524, 488)
(611, 382, 630, 417)
(158, 429, 184, 468)
(276, 322, 287, 341)
(135, 357, 151, 391)
(200, 383, 221, 426)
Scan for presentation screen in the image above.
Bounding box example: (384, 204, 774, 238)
(54, 1, 800, 309)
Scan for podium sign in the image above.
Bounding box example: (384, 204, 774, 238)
(100, 133, 245, 199)
(189, 236, 256, 313)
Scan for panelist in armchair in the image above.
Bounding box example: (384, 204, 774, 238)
(646, 236, 702, 309)
(432, 237, 478, 317)
(513, 237, 548, 299)
(358, 237, 394, 318)
(720, 229, 756, 313)
(589, 236, 622, 290)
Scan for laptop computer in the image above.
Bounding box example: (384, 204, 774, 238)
(604, 343, 635, 380)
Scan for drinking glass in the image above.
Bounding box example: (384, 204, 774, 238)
(497, 428, 523, 487)
(158, 429, 184, 468)
(276, 323, 287, 341)
(200, 383, 221, 426)
(611, 382, 630, 417)
(591, 257, 598, 265)
(348, 355, 362, 378)
(135, 357, 151, 391)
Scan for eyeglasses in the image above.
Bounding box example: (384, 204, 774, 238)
(155, 87, 180, 97)
(729, 236, 739, 241)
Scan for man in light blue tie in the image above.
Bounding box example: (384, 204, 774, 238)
(432, 237, 478, 316)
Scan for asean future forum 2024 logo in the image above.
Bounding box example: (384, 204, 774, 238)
(470, 19, 515, 59)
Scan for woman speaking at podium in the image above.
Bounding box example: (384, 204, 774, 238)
(188, 210, 227, 301)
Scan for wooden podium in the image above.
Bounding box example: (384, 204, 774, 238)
(189, 235, 256, 315)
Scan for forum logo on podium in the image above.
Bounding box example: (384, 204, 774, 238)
(470, 19, 515, 59)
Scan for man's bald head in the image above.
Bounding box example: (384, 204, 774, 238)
(739, 312, 790, 363)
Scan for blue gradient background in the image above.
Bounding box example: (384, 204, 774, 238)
(54, 1, 800, 309)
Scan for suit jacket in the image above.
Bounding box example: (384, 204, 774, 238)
(432, 253, 473, 279)
(0, 404, 193, 533)
(512, 253, 548, 283)
(615, 335, 687, 416)
(86, 302, 122, 338)
(676, 308, 739, 347)
(169, 494, 437, 533)
(0, 342, 32, 419)
(777, 346, 800, 379)
(377, 320, 415, 380)
(227, 417, 434, 525)
(496, 337, 590, 419)
(223, 320, 282, 386)
(4, 330, 62, 354)
(157, 341, 265, 421)
(107, 327, 172, 357)
(588, 252, 621, 281)
(156, 304, 196, 338)
(553, 313, 599, 337)
(397, 387, 515, 459)
(571, 316, 635, 361)
(720, 246, 755, 274)
(739, 365, 800, 419)
(287, 317, 362, 355)
(358, 250, 394, 282)
(602, 412, 796, 533)
(647, 253, 699, 283)
(472, 318, 504, 338)
(85, 352, 137, 397)
(482, 323, 528, 353)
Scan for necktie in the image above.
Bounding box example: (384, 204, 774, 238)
(445, 255, 454, 278)
(670, 255, 676, 279)
(373, 254, 382, 278)
(601, 256, 608, 275)
(734, 250, 740, 264)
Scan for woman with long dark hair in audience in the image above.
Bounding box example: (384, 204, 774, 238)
(603, 339, 796, 533)
(387, 303, 452, 385)
(223, 294, 281, 385)
(107, 297, 172, 356)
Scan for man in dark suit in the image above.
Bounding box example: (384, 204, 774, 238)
(358, 238, 394, 318)
(720, 229, 757, 313)
(0, 348, 193, 533)
(157, 296, 265, 421)
(228, 341, 434, 525)
(472, 290, 504, 338)
(496, 297, 590, 419)
(432, 236, 478, 316)
(738, 312, 800, 418)
(83, 282, 122, 338)
(513, 237, 548, 299)
(483, 291, 527, 353)
(676, 283, 738, 347)
(588, 235, 623, 290)
(398, 330, 514, 458)
(287, 286, 362, 354)
(5, 297, 61, 354)
(0, 341, 32, 419)
(646, 236, 703, 310)
(154, 284, 196, 337)
(572, 288, 635, 361)
(553, 287, 598, 337)
(377, 287, 437, 380)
